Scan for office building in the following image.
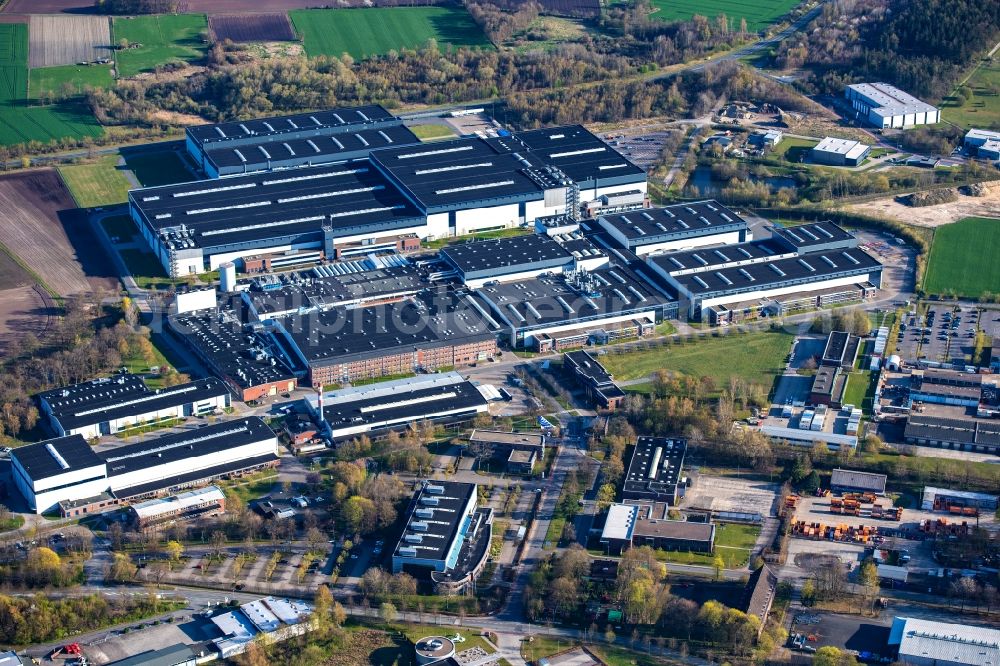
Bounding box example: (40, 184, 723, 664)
(600, 503, 715, 554)
(622, 436, 686, 505)
(562, 349, 626, 410)
(811, 137, 871, 166)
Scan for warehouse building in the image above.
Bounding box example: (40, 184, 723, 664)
(830, 468, 887, 495)
(741, 565, 778, 636)
(903, 414, 1000, 453)
(811, 137, 871, 166)
(921, 487, 998, 512)
(305, 372, 490, 441)
(562, 349, 626, 410)
(168, 305, 297, 403)
(440, 233, 575, 288)
(622, 437, 686, 505)
(269, 289, 497, 386)
(467, 430, 546, 473)
(909, 369, 993, 408)
(12, 418, 277, 514)
(38, 374, 230, 440)
(964, 128, 1000, 160)
(185, 104, 415, 177)
(473, 263, 676, 350)
(11, 434, 110, 514)
(129, 485, 226, 529)
(600, 503, 715, 555)
(845, 83, 940, 128)
(888, 616, 1000, 666)
(597, 200, 750, 256)
(129, 162, 427, 277)
(392, 480, 493, 594)
(650, 238, 882, 323)
(821, 330, 862, 368)
(757, 425, 858, 452)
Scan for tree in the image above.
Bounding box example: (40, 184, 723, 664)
(165, 540, 184, 566)
(108, 552, 138, 583)
(147, 560, 169, 587)
(379, 602, 397, 629)
(814, 646, 857, 666)
(210, 530, 226, 560)
(801, 578, 816, 606)
(713, 555, 725, 581)
(859, 560, 880, 613)
(313, 585, 334, 637)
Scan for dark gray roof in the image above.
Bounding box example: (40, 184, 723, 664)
(441, 234, 573, 280)
(321, 379, 487, 433)
(672, 247, 882, 297)
(830, 468, 887, 493)
(113, 454, 279, 500)
(649, 239, 788, 274)
(369, 137, 548, 213)
(513, 124, 646, 186)
(622, 437, 686, 500)
(904, 415, 1000, 449)
(770, 221, 856, 251)
(278, 289, 494, 368)
(600, 200, 748, 244)
(102, 417, 274, 480)
(564, 349, 615, 387)
(43, 378, 228, 433)
(38, 373, 148, 411)
(187, 105, 395, 144)
(11, 435, 105, 482)
(129, 163, 424, 251)
(203, 124, 419, 172)
(395, 480, 476, 564)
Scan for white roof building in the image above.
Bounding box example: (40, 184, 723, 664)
(601, 503, 638, 542)
(889, 616, 1000, 666)
(846, 83, 940, 128)
(130, 486, 225, 522)
(812, 137, 871, 165)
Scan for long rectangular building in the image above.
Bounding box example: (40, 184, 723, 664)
(185, 105, 415, 177)
(622, 436, 686, 505)
(37, 374, 230, 440)
(597, 200, 750, 256)
(11, 417, 278, 513)
(129, 162, 426, 276)
(845, 83, 940, 128)
(440, 233, 575, 288)
(305, 372, 490, 441)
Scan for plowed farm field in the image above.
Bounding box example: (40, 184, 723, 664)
(28, 15, 112, 68)
(0, 170, 117, 295)
(209, 14, 295, 42)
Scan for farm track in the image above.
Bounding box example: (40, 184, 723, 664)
(28, 15, 112, 68)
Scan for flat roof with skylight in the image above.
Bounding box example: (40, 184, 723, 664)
(598, 200, 749, 246)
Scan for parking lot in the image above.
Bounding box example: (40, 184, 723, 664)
(602, 128, 678, 171)
(895, 303, 989, 366)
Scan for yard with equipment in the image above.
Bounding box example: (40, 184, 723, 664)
(113, 14, 208, 78)
(290, 7, 491, 60)
(0, 23, 102, 145)
(602, 329, 794, 391)
(647, 0, 800, 32)
(923, 216, 1000, 299)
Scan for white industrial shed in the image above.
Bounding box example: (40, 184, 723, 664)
(889, 617, 1000, 666)
(845, 83, 940, 128)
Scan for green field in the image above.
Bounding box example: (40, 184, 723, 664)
(923, 217, 1000, 298)
(773, 136, 818, 162)
(943, 59, 1000, 130)
(0, 24, 103, 145)
(124, 150, 193, 187)
(410, 123, 457, 141)
(601, 330, 794, 389)
(29, 64, 114, 99)
(290, 7, 491, 60)
(113, 14, 208, 78)
(648, 0, 800, 32)
(658, 522, 759, 568)
(842, 370, 874, 414)
(58, 154, 132, 208)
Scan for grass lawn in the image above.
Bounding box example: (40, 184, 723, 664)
(544, 517, 565, 549)
(101, 214, 137, 242)
(290, 7, 491, 60)
(842, 370, 873, 413)
(521, 635, 579, 663)
(659, 522, 759, 569)
(423, 226, 530, 250)
(0, 24, 103, 145)
(113, 14, 208, 78)
(600, 330, 794, 389)
(124, 149, 193, 187)
(941, 59, 1000, 129)
(590, 646, 687, 666)
(397, 623, 495, 655)
(409, 123, 457, 141)
(29, 64, 113, 99)
(647, 0, 799, 32)
(221, 471, 279, 505)
(923, 217, 1000, 299)
(58, 155, 132, 208)
(0, 515, 24, 532)
(773, 136, 818, 162)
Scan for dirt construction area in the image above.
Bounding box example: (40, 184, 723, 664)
(0, 170, 117, 296)
(685, 475, 780, 518)
(28, 15, 112, 68)
(845, 181, 1000, 227)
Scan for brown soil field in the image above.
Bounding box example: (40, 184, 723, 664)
(0, 250, 55, 356)
(845, 181, 1000, 228)
(0, 0, 93, 13)
(209, 13, 295, 42)
(0, 170, 117, 296)
(29, 15, 113, 68)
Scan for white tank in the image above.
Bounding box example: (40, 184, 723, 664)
(219, 262, 237, 292)
(887, 354, 902, 370)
